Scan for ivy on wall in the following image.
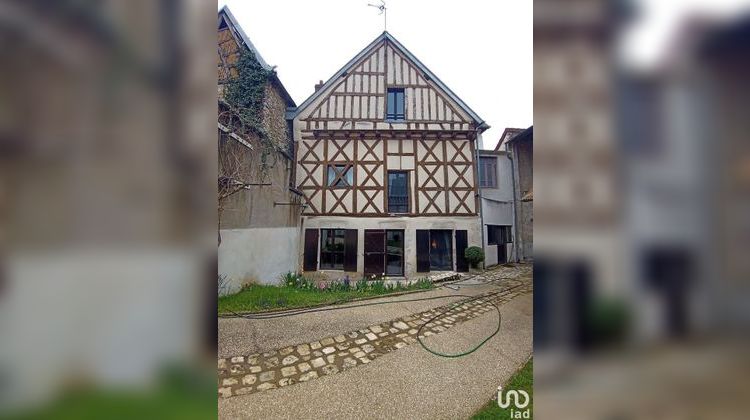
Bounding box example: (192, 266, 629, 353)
(222, 49, 279, 172)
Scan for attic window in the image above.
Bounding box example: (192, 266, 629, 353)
(386, 88, 405, 121)
(219, 17, 228, 29)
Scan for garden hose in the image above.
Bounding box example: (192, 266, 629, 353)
(415, 292, 503, 358)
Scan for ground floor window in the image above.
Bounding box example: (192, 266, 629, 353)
(487, 225, 512, 245)
(386, 230, 405, 275)
(429, 230, 453, 270)
(320, 229, 346, 269)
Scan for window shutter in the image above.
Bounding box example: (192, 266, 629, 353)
(303, 229, 319, 271)
(416, 230, 430, 273)
(344, 229, 358, 272)
(455, 230, 469, 272)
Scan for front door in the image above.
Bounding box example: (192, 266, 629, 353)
(364, 230, 386, 275)
(497, 243, 507, 264)
(364, 229, 405, 276)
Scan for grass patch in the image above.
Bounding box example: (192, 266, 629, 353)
(218, 275, 434, 314)
(472, 358, 533, 420)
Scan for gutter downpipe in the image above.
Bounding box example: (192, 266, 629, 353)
(507, 145, 520, 262)
(474, 129, 486, 270)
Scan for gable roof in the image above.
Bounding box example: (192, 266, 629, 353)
(218, 6, 295, 107)
(292, 31, 488, 131)
(494, 127, 524, 151)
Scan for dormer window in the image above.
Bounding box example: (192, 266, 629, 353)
(386, 88, 405, 121)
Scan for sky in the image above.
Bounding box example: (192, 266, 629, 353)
(621, 0, 750, 69)
(218, 0, 533, 150)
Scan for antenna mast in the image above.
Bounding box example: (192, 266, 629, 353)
(367, 0, 387, 32)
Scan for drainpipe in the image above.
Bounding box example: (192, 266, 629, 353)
(507, 149, 520, 262)
(474, 131, 486, 270)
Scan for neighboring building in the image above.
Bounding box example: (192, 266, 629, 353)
(217, 6, 300, 292)
(506, 126, 533, 262)
(291, 32, 489, 280)
(478, 149, 516, 266)
(495, 127, 524, 151)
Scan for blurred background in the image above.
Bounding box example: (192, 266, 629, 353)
(534, 0, 750, 418)
(0, 0, 216, 418)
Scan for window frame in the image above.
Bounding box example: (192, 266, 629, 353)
(327, 164, 353, 189)
(319, 228, 346, 270)
(487, 225, 513, 245)
(387, 170, 410, 214)
(478, 156, 498, 188)
(386, 88, 406, 121)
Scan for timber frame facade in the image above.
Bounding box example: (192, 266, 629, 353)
(292, 32, 489, 279)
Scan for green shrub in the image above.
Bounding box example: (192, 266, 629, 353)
(464, 246, 485, 268)
(415, 277, 433, 289)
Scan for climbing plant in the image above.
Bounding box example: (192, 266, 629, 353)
(221, 49, 281, 174)
(218, 49, 280, 244)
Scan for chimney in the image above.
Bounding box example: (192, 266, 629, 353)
(314, 80, 324, 92)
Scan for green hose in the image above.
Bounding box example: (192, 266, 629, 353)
(416, 293, 502, 358)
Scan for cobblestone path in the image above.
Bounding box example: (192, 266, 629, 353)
(218, 264, 532, 398)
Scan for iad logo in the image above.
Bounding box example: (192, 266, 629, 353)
(497, 386, 531, 419)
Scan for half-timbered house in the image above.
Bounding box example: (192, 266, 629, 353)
(292, 32, 489, 280)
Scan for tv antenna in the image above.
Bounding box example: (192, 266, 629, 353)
(368, 0, 387, 32)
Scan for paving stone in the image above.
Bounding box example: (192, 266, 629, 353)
(369, 325, 383, 334)
(264, 357, 279, 368)
(327, 355, 336, 363)
(249, 365, 261, 373)
(320, 337, 335, 346)
(395, 342, 407, 349)
(336, 343, 349, 350)
(218, 359, 227, 369)
(282, 355, 299, 365)
(393, 321, 409, 330)
(310, 341, 322, 350)
(298, 362, 312, 373)
(257, 383, 276, 391)
(313, 350, 323, 357)
(354, 351, 366, 358)
(389, 328, 399, 333)
(322, 346, 336, 354)
(338, 352, 347, 357)
(247, 356, 259, 365)
(348, 347, 360, 353)
(297, 344, 310, 356)
(334, 335, 346, 343)
(262, 351, 276, 358)
(222, 378, 238, 386)
(358, 357, 370, 364)
(347, 331, 359, 338)
(235, 387, 253, 396)
(299, 371, 319, 382)
(281, 366, 297, 377)
(311, 357, 326, 368)
(241, 374, 256, 385)
(355, 338, 367, 345)
(362, 344, 375, 353)
(259, 371, 275, 382)
(218, 387, 233, 398)
(230, 365, 243, 374)
(365, 332, 377, 341)
(279, 378, 296, 387)
(279, 346, 294, 356)
(378, 332, 389, 337)
(408, 329, 418, 335)
(322, 365, 339, 375)
(230, 356, 244, 364)
(342, 357, 357, 370)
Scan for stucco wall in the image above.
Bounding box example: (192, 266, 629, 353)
(479, 151, 516, 265)
(300, 216, 481, 280)
(218, 227, 300, 292)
